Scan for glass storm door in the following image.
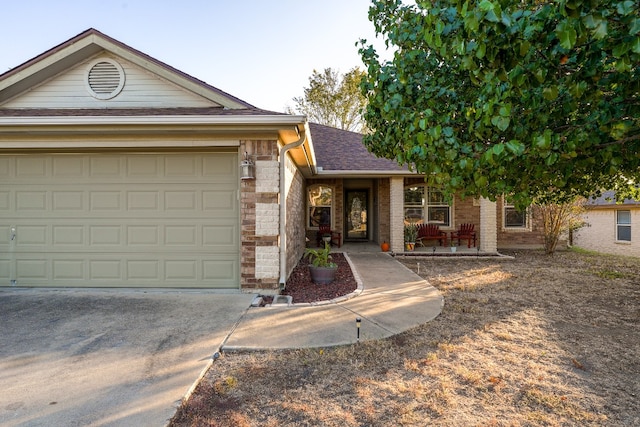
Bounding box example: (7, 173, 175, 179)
(345, 190, 368, 240)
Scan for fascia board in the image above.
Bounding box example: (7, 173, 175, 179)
(0, 114, 307, 126)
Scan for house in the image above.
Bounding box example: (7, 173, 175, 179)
(573, 191, 640, 257)
(0, 29, 546, 291)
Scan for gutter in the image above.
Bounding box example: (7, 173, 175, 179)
(278, 124, 308, 287)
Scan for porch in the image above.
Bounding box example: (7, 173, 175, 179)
(333, 241, 499, 256)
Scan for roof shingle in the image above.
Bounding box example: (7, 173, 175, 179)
(309, 122, 407, 173)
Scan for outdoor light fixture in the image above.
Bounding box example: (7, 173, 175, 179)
(240, 151, 255, 180)
(356, 317, 361, 342)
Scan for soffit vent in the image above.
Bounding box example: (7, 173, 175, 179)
(86, 59, 125, 100)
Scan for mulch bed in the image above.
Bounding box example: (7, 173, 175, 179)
(280, 253, 357, 304)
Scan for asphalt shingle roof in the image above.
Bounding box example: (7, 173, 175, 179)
(309, 122, 407, 173)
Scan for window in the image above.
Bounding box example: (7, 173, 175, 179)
(617, 210, 631, 241)
(308, 185, 332, 228)
(504, 201, 528, 229)
(404, 186, 451, 227)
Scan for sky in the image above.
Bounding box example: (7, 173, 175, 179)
(0, 0, 389, 113)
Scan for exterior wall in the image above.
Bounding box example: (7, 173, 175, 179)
(574, 208, 640, 257)
(304, 178, 344, 245)
(5, 56, 215, 109)
(240, 139, 279, 290)
(390, 177, 405, 252)
(496, 196, 545, 249)
(377, 178, 391, 245)
(479, 198, 497, 252)
(283, 150, 307, 283)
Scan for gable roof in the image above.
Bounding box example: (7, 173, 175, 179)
(587, 191, 640, 207)
(309, 122, 408, 175)
(0, 28, 256, 110)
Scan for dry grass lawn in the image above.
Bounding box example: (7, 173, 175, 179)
(170, 249, 639, 426)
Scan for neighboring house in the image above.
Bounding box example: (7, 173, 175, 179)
(0, 29, 545, 291)
(573, 191, 640, 257)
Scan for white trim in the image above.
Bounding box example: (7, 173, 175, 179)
(502, 200, 531, 231)
(0, 115, 307, 126)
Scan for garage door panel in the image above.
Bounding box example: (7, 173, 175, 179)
(90, 157, 122, 177)
(203, 156, 236, 179)
(16, 191, 47, 211)
(90, 225, 122, 245)
(17, 259, 47, 280)
(127, 225, 160, 246)
(53, 156, 85, 177)
(53, 260, 84, 280)
(204, 259, 238, 281)
(165, 156, 197, 177)
(16, 157, 47, 177)
(0, 192, 10, 210)
(0, 152, 240, 288)
(165, 226, 197, 245)
(53, 225, 84, 245)
(90, 260, 122, 280)
(53, 191, 85, 210)
(203, 190, 237, 214)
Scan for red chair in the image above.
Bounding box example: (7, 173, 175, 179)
(316, 224, 341, 247)
(451, 223, 477, 248)
(416, 224, 447, 246)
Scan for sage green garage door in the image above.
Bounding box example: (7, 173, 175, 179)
(0, 152, 239, 288)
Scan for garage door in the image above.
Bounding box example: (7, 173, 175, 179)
(0, 152, 240, 288)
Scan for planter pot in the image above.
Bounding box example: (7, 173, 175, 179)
(309, 265, 337, 284)
(450, 246, 457, 253)
(405, 242, 415, 252)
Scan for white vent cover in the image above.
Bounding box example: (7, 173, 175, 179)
(86, 59, 125, 100)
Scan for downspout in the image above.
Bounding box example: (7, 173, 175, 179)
(278, 126, 307, 287)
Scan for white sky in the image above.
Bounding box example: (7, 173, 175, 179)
(0, 0, 389, 113)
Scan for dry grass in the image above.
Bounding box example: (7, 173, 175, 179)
(170, 249, 639, 426)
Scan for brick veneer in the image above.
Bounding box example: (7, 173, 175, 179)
(240, 139, 280, 290)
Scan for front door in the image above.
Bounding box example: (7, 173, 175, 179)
(345, 190, 368, 241)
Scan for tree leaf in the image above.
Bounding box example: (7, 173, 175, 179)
(491, 116, 510, 131)
(543, 86, 559, 101)
(556, 22, 577, 49)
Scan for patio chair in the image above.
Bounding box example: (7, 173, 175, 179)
(316, 224, 342, 247)
(416, 224, 447, 246)
(451, 223, 477, 248)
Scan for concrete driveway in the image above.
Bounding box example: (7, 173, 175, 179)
(0, 288, 254, 427)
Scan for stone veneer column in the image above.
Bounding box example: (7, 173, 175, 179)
(479, 197, 497, 252)
(254, 159, 280, 281)
(390, 177, 405, 253)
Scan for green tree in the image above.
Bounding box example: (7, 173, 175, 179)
(289, 67, 367, 132)
(359, 0, 640, 209)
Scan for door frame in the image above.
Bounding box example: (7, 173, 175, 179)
(344, 188, 369, 241)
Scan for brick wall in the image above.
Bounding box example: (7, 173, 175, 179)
(496, 196, 545, 249)
(574, 208, 640, 257)
(377, 178, 391, 245)
(283, 152, 306, 283)
(239, 139, 279, 290)
(304, 178, 344, 245)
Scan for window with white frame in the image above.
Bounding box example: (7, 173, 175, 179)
(404, 186, 451, 227)
(503, 200, 528, 229)
(616, 210, 631, 241)
(308, 185, 333, 228)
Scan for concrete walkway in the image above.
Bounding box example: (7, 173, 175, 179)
(223, 251, 444, 351)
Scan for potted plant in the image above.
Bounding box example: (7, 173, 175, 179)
(304, 242, 337, 284)
(450, 238, 457, 253)
(404, 224, 418, 251)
